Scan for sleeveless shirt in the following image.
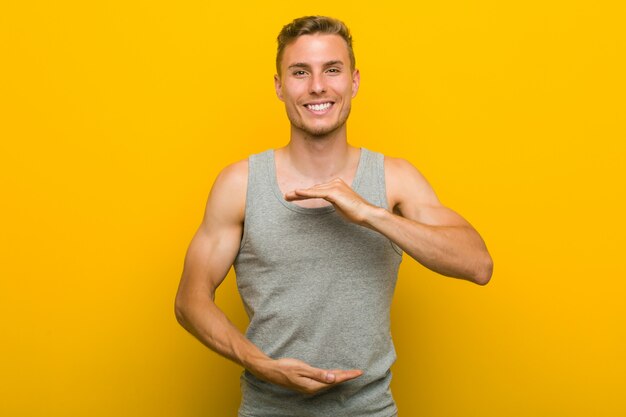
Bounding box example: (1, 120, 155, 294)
(234, 148, 403, 417)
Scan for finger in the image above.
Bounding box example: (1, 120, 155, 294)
(295, 188, 336, 200)
(303, 367, 338, 384)
(284, 189, 333, 202)
(327, 369, 364, 383)
(284, 194, 327, 202)
(284, 191, 313, 201)
(304, 367, 363, 384)
(295, 188, 330, 197)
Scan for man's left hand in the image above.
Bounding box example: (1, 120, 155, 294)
(284, 178, 379, 226)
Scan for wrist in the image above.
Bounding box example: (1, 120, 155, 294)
(361, 205, 389, 230)
(244, 354, 275, 379)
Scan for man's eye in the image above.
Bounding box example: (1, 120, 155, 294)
(327, 68, 340, 73)
(293, 70, 307, 76)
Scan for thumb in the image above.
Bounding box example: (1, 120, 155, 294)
(324, 371, 336, 383)
(309, 368, 336, 383)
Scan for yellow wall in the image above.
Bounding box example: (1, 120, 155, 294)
(1, 1, 624, 416)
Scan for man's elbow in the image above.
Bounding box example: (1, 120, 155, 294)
(174, 291, 196, 327)
(174, 297, 188, 326)
(473, 256, 493, 286)
(174, 289, 215, 326)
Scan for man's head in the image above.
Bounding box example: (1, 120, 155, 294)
(275, 16, 355, 77)
(274, 16, 360, 138)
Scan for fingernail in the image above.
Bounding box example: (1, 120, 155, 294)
(326, 373, 335, 382)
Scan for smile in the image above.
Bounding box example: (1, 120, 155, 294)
(304, 102, 334, 113)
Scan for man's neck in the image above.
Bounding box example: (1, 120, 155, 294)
(280, 125, 357, 182)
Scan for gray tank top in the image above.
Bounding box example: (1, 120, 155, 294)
(234, 148, 403, 417)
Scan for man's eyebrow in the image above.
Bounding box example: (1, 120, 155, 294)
(287, 60, 345, 70)
(288, 62, 311, 69)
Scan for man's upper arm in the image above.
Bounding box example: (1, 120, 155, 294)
(384, 156, 472, 228)
(177, 159, 248, 301)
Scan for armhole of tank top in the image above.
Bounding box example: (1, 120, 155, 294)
(238, 156, 253, 252)
(379, 153, 404, 257)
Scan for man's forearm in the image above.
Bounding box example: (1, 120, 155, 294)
(174, 296, 271, 374)
(364, 207, 493, 285)
(175, 295, 366, 393)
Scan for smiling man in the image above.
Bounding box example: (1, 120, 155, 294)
(175, 15, 493, 417)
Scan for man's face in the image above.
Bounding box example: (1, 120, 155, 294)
(274, 34, 360, 138)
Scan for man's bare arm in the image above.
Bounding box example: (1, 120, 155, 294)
(375, 156, 493, 284)
(174, 160, 267, 368)
(284, 157, 493, 285)
(174, 160, 362, 394)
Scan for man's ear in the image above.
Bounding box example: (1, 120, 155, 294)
(351, 69, 361, 98)
(274, 74, 284, 101)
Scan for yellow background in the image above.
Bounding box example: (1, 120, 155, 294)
(1, 1, 624, 416)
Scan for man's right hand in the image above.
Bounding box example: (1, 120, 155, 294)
(252, 357, 364, 395)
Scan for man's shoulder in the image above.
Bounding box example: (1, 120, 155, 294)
(358, 148, 421, 186)
(376, 151, 438, 207)
(375, 151, 438, 209)
(209, 158, 248, 213)
(218, 148, 276, 177)
(217, 158, 248, 184)
(212, 146, 278, 196)
(372, 151, 417, 177)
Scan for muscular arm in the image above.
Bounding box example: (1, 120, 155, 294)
(374, 157, 493, 284)
(285, 157, 493, 285)
(174, 160, 267, 369)
(174, 161, 362, 394)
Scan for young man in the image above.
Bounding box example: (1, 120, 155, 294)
(175, 16, 493, 417)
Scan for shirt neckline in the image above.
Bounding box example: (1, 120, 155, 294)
(268, 147, 367, 215)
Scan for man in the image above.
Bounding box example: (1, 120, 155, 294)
(175, 15, 493, 417)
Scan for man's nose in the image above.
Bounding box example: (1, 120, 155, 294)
(308, 72, 326, 94)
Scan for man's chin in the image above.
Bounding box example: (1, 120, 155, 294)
(306, 128, 336, 137)
(296, 122, 346, 138)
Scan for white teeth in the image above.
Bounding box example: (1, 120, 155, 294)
(307, 102, 332, 111)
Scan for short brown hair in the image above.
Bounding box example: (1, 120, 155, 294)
(276, 16, 355, 76)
